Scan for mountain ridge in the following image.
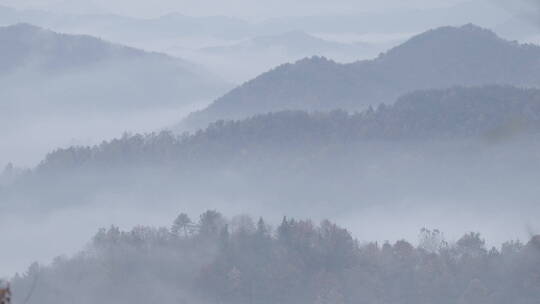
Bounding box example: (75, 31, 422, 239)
(0, 22, 200, 73)
(178, 24, 540, 131)
(38, 85, 540, 172)
(0, 23, 232, 167)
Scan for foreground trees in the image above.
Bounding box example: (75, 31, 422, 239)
(11, 211, 540, 304)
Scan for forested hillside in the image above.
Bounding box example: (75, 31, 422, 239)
(39, 85, 540, 171)
(180, 24, 540, 130)
(3, 86, 540, 226)
(11, 211, 540, 304)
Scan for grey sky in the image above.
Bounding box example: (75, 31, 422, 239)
(0, 0, 467, 18)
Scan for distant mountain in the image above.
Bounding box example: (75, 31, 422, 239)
(0, 6, 252, 40)
(201, 31, 373, 59)
(195, 31, 379, 83)
(0, 2, 508, 41)
(0, 4, 517, 87)
(0, 23, 144, 72)
(0, 23, 231, 166)
(179, 24, 540, 131)
(0, 23, 229, 103)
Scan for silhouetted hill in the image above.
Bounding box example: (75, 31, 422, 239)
(180, 24, 540, 131)
(0, 23, 145, 72)
(41, 86, 540, 172)
(0, 23, 232, 166)
(0, 23, 229, 104)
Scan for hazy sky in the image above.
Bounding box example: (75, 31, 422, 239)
(0, 0, 467, 18)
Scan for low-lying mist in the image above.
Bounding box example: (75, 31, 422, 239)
(0, 104, 205, 168)
(3, 84, 540, 278)
(2, 136, 539, 278)
(2, 2, 540, 304)
(0, 23, 232, 167)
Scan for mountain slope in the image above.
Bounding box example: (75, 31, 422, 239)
(0, 23, 145, 72)
(0, 23, 230, 107)
(43, 86, 540, 172)
(0, 23, 232, 166)
(179, 24, 540, 131)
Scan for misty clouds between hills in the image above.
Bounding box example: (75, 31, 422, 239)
(2, 85, 540, 215)
(2, 21, 540, 304)
(11, 210, 540, 304)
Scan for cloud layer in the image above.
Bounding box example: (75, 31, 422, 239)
(0, 0, 466, 18)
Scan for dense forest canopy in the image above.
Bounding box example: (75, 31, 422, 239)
(11, 210, 540, 304)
